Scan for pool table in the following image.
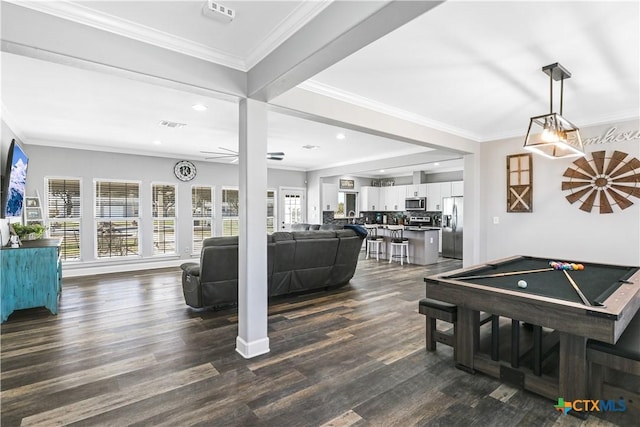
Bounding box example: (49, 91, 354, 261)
(424, 255, 640, 404)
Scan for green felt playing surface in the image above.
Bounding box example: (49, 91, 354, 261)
(445, 256, 639, 305)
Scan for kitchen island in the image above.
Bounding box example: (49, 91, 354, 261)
(402, 227, 440, 265)
(366, 225, 440, 265)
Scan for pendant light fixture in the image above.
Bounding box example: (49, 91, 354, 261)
(523, 63, 584, 159)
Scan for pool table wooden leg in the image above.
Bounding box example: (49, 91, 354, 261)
(491, 315, 500, 361)
(511, 319, 520, 368)
(559, 332, 588, 416)
(455, 307, 479, 373)
(533, 325, 542, 376)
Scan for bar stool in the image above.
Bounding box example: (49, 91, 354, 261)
(388, 225, 409, 265)
(364, 225, 385, 261)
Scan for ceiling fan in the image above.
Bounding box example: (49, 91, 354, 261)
(201, 147, 284, 162)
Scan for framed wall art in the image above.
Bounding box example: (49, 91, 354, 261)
(507, 153, 533, 212)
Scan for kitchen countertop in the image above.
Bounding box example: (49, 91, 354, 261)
(403, 227, 440, 232)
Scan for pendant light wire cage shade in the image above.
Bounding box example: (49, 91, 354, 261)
(524, 112, 584, 159)
(524, 63, 584, 159)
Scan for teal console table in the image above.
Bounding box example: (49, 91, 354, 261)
(1, 238, 62, 323)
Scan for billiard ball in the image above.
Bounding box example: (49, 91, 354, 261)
(517, 280, 528, 289)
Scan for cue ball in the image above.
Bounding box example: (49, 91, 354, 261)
(517, 280, 528, 289)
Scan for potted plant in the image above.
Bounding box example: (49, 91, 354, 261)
(11, 223, 46, 240)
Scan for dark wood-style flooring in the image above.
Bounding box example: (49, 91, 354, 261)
(1, 255, 635, 426)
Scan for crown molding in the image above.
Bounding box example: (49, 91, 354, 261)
(478, 110, 640, 143)
(8, 0, 334, 73)
(6, 0, 246, 70)
(298, 80, 484, 142)
(1, 102, 28, 143)
(245, 0, 334, 69)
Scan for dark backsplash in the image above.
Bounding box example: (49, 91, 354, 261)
(323, 210, 442, 226)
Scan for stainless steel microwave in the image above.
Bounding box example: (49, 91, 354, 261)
(405, 197, 426, 211)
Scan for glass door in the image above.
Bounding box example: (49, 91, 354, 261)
(279, 187, 305, 231)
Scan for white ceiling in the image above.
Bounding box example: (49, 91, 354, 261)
(1, 1, 638, 177)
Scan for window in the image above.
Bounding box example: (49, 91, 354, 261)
(222, 188, 277, 237)
(95, 180, 140, 258)
(267, 190, 275, 234)
(46, 178, 81, 261)
(152, 184, 176, 255)
(192, 186, 213, 253)
(222, 188, 239, 237)
(337, 192, 357, 218)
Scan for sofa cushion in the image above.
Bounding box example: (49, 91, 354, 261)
(271, 238, 296, 296)
(203, 236, 238, 247)
(335, 229, 357, 238)
(331, 233, 364, 285)
(290, 237, 339, 291)
(320, 224, 343, 230)
(272, 232, 294, 242)
(291, 223, 310, 231)
(200, 245, 238, 282)
(180, 262, 200, 276)
(292, 230, 336, 240)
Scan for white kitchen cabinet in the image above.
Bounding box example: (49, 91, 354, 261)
(406, 184, 427, 198)
(381, 186, 405, 211)
(405, 184, 417, 198)
(451, 181, 464, 197)
(359, 186, 380, 211)
(395, 186, 407, 210)
(321, 183, 338, 211)
(426, 183, 442, 211)
(440, 182, 452, 200)
(380, 187, 393, 211)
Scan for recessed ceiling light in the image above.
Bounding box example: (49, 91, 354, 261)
(434, 162, 440, 166)
(336, 133, 346, 140)
(192, 104, 208, 111)
(379, 169, 385, 173)
(302, 144, 320, 150)
(152, 140, 162, 145)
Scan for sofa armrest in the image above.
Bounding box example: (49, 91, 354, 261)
(180, 262, 200, 277)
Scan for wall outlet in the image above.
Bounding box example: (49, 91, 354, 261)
(184, 247, 190, 253)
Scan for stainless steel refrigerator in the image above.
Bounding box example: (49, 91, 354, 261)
(442, 196, 463, 259)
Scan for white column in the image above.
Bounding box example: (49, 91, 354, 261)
(236, 98, 270, 358)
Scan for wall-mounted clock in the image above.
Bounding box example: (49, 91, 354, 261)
(561, 150, 640, 213)
(174, 160, 197, 182)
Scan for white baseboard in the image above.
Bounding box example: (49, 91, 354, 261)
(235, 336, 270, 359)
(61, 257, 191, 277)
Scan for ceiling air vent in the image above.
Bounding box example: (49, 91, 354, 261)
(202, 1, 235, 22)
(158, 120, 187, 129)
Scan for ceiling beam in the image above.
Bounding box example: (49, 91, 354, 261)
(247, 0, 444, 102)
(270, 87, 478, 155)
(1, 2, 246, 99)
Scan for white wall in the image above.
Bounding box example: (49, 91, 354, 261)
(23, 144, 306, 275)
(479, 120, 640, 266)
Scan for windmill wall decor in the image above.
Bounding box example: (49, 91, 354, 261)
(561, 150, 640, 213)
